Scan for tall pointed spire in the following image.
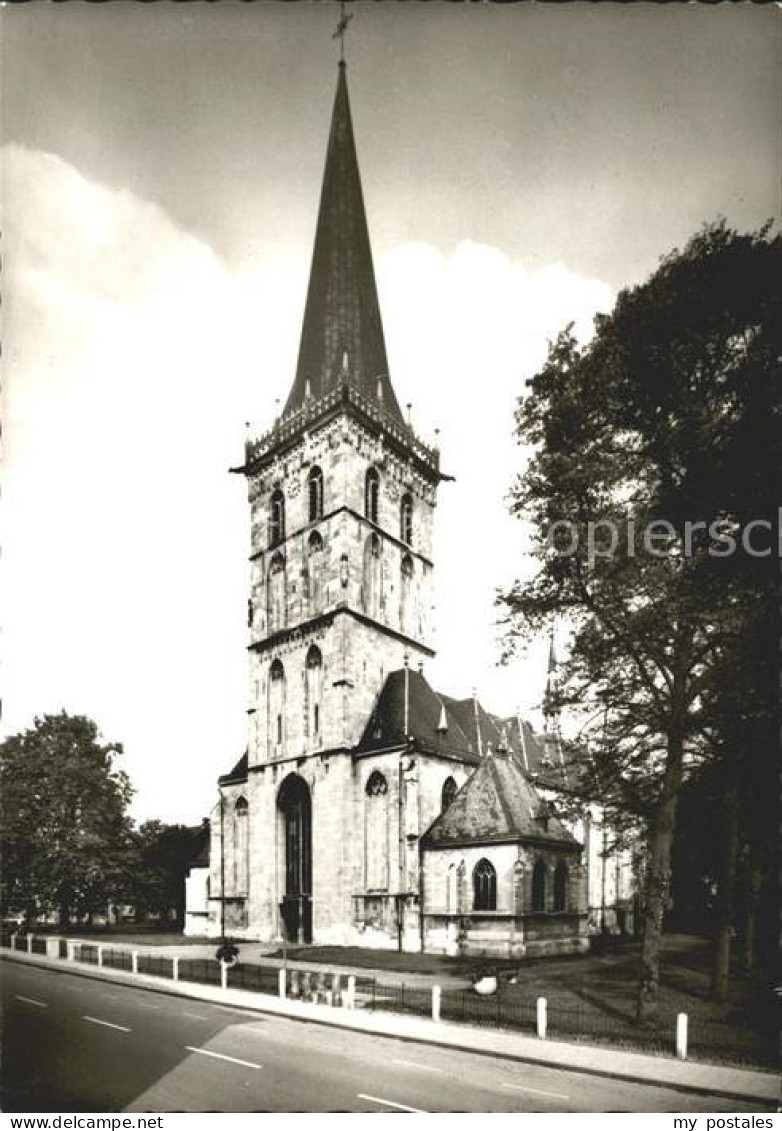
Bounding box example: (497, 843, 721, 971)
(284, 63, 404, 423)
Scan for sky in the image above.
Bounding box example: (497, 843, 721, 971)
(2, 1, 778, 822)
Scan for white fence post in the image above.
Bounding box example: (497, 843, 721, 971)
(676, 1012, 688, 1060)
(432, 984, 441, 1022)
(220, 960, 228, 990)
(67, 941, 77, 962)
(536, 996, 547, 1040)
(346, 975, 356, 1010)
(278, 968, 287, 999)
(27, 933, 34, 953)
(131, 950, 139, 975)
(172, 956, 179, 982)
(97, 945, 104, 968)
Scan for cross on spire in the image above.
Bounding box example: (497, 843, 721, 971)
(332, 1, 353, 64)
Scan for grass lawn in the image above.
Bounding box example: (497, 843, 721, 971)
(37, 923, 211, 948)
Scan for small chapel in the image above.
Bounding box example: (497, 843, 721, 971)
(192, 60, 633, 958)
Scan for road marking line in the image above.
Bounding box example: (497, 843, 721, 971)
(15, 995, 47, 1007)
(185, 1046, 263, 1070)
(391, 1058, 443, 1074)
(182, 1010, 208, 1019)
(358, 1094, 427, 1113)
(503, 1084, 569, 1100)
(83, 1015, 131, 1032)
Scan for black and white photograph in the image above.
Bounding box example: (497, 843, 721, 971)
(1, 0, 779, 1118)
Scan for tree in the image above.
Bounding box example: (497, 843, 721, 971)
(0, 713, 135, 926)
(131, 820, 204, 928)
(501, 221, 779, 1019)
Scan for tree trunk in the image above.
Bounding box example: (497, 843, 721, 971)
(637, 731, 684, 1023)
(58, 896, 71, 930)
(738, 860, 763, 973)
(710, 759, 739, 999)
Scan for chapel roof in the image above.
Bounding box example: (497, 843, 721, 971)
(422, 747, 580, 850)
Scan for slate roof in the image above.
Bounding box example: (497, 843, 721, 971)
(490, 714, 571, 788)
(422, 749, 580, 850)
(357, 669, 479, 764)
(218, 751, 248, 786)
(283, 63, 404, 424)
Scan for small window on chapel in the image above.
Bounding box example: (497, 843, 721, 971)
(441, 776, 457, 813)
(365, 468, 379, 524)
(473, 858, 497, 911)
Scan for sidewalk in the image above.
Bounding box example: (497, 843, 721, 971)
(3, 948, 777, 1106)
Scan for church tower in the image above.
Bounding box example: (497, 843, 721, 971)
(217, 61, 444, 945)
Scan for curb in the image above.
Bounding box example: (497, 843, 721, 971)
(3, 950, 777, 1106)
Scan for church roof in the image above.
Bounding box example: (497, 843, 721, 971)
(422, 748, 579, 849)
(218, 751, 248, 786)
(283, 63, 404, 424)
(357, 668, 479, 763)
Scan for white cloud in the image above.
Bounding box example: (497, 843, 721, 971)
(2, 147, 613, 820)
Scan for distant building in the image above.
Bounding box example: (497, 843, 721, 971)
(198, 62, 635, 957)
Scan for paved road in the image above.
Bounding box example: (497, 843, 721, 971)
(1, 960, 772, 1113)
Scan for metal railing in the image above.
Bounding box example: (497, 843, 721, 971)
(2, 930, 774, 1068)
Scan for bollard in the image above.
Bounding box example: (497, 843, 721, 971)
(676, 1012, 688, 1060)
(131, 950, 139, 975)
(278, 968, 287, 999)
(172, 956, 179, 982)
(346, 974, 356, 1010)
(220, 959, 228, 990)
(432, 984, 442, 1023)
(536, 996, 547, 1040)
(97, 945, 104, 968)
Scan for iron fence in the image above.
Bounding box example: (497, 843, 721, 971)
(78, 943, 100, 966)
(228, 963, 280, 995)
(4, 936, 774, 1071)
(102, 948, 133, 972)
(136, 954, 174, 979)
(178, 957, 222, 986)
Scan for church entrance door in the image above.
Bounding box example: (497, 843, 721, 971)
(277, 773, 312, 943)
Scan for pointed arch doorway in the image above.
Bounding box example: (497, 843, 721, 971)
(278, 773, 312, 943)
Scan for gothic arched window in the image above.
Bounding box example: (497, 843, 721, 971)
(304, 644, 323, 746)
(267, 553, 286, 633)
(234, 797, 249, 896)
(365, 770, 389, 891)
(365, 467, 379, 524)
(307, 466, 324, 523)
(532, 859, 547, 913)
(553, 862, 568, 912)
(362, 533, 382, 618)
(268, 659, 286, 756)
(441, 776, 457, 813)
(400, 553, 413, 634)
(473, 858, 497, 912)
(400, 493, 413, 544)
(269, 488, 286, 547)
(305, 530, 324, 612)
